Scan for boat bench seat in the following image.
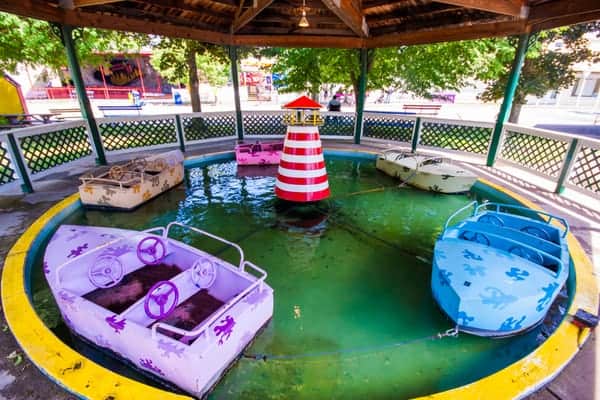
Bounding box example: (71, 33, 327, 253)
(460, 220, 562, 258)
(476, 212, 561, 244)
(456, 228, 562, 273)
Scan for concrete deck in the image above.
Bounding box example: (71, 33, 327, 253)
(0, 139, 597, 400)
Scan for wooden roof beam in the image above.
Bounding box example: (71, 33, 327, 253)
(231, 0, 275, 32)
(321, 0, 369, 37)
(433, 0, 527, 17)
(73, 0, 126, 7)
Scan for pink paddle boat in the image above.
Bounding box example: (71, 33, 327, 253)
(43, 223, 273, 397)
(235, 141, 283, 165)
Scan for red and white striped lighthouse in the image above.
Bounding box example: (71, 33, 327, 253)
(275, 96, 330, 202)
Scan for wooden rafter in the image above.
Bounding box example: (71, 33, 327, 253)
(529, 0, 600, 23)
(73, 0, 125, 7)
(321, 0, 368, 37)
(231, 0, 275, 32)
(369, 19, 527, 47)
(433, 0, 526, 17)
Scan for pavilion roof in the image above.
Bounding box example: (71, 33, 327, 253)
(0, 1, 598, 49)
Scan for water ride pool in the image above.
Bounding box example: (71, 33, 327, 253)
(11, 152, 586, 399)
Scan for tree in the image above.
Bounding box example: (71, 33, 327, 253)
(0, 12, 145, 77)
(268, 40, 499, 107)
(479, 23, 600, 123)
(149, 37, 228, 112)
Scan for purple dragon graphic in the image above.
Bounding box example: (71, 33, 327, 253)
(68, 243, 88, 258)
(102, 244, 133, 258)
(105, 315, 126, 333)
(66, 228, 87, 241)
(158, 340, 184, 358)
(140, 358, 165, 376)
(43, 260, 50, 274)
(214, 315, 236, 345)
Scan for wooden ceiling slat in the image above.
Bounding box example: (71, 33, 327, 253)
(0, 0, 599, 49)
(231, 0, 275, 32)
(433, 0, 526, 17)
(73, 0, 124, 7)
(321, 0, 369, 37)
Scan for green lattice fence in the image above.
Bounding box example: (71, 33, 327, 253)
(244, 112, 286, 136)
(500, 129, 568, 178)
(99, 116, 177, 151)
(569, 144, 599, 194)
(0, 138, 16, 185)
(362, 113, 414, 141)
(18, 124, 92, 174)
(321, 113, 355, 136)
(183, 112, 236, 142)
(420, 120, 492, 154)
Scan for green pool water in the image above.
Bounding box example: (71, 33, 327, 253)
(30, 156, 562, 399)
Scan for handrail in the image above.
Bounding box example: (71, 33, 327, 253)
(150, 260, 267, 341)
(165, 222, 245, 269)
(442, 201, 478, 235)
(474, 202, 569, 238)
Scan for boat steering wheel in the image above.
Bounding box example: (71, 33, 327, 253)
(460, 230, 490, 246)
(478, 214, 503, 227)
(136, 236, 166, 265)
(191, 258, 217, 289)
(144, 280, 179, 319)
(521, 226, 550, 241)
(88, 255, 124, 288)
(509, 245, 544, 265)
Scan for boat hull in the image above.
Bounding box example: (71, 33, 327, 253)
(235, 142, 283, 165)
(78, 150, 184, 210)
(376, 157, 476, 194)
(44, 225, 274, 397)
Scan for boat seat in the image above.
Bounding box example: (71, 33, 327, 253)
(460, 220, 562, 258)
(457, 227, 562, 273)
(476, 212, 560, 244)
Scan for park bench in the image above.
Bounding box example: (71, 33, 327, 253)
(48, 108, 82, 119)
(98, 104, 144, 117)
(402, 104, 442, 115)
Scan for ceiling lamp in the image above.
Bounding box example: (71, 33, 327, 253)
(298, 0, 309, 28)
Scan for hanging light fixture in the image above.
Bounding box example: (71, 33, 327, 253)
(298, 0, 309, 28)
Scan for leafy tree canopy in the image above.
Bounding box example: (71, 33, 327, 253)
(0, 12, 145, 73)
(479, 22, 600, 122)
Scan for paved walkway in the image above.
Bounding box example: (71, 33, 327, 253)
(0, 139, 597, 400)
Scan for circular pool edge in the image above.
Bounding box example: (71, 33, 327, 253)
(1, 149, 597, 400)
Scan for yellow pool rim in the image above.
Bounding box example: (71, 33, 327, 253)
(1, 155, 597, 400)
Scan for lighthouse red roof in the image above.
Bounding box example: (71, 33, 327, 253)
(282, 95, 322, 110)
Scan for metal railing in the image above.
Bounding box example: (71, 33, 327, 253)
(0, 111, 598, 197)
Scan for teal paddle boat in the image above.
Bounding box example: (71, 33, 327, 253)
(432, 202, 569, 337)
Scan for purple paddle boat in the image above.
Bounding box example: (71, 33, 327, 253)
(235, 141, 283, 165)
(43, 223, 273, 397)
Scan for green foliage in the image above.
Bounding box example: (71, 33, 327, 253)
(479, 23, 600, 109)
(149, 37, 228, 87)
(268, 40, 500, 101)
(0, 12, 146, 73)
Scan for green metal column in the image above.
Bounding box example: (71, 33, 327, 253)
(175, 114, 186, 152)
(6, 133, 33, 193)
(554, 138, 580, 194)
(354, 48, 368, 144)
(59, 24, 106, 165)
(486, 32, 530, 167)
(411, 117, 421, 152)
(228, 46, 244, 141)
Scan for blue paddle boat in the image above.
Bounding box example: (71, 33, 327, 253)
(432, 202, 569, 337)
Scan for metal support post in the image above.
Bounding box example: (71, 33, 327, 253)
(486, 32, 530, 167)
(6, 133, 33, 193)
(411, 117, 421, 152)
(57, 24, 107, 165)
(555, 138, 580, 194)
(354, 48, 368, 145)
(228, 46, 244, 141)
